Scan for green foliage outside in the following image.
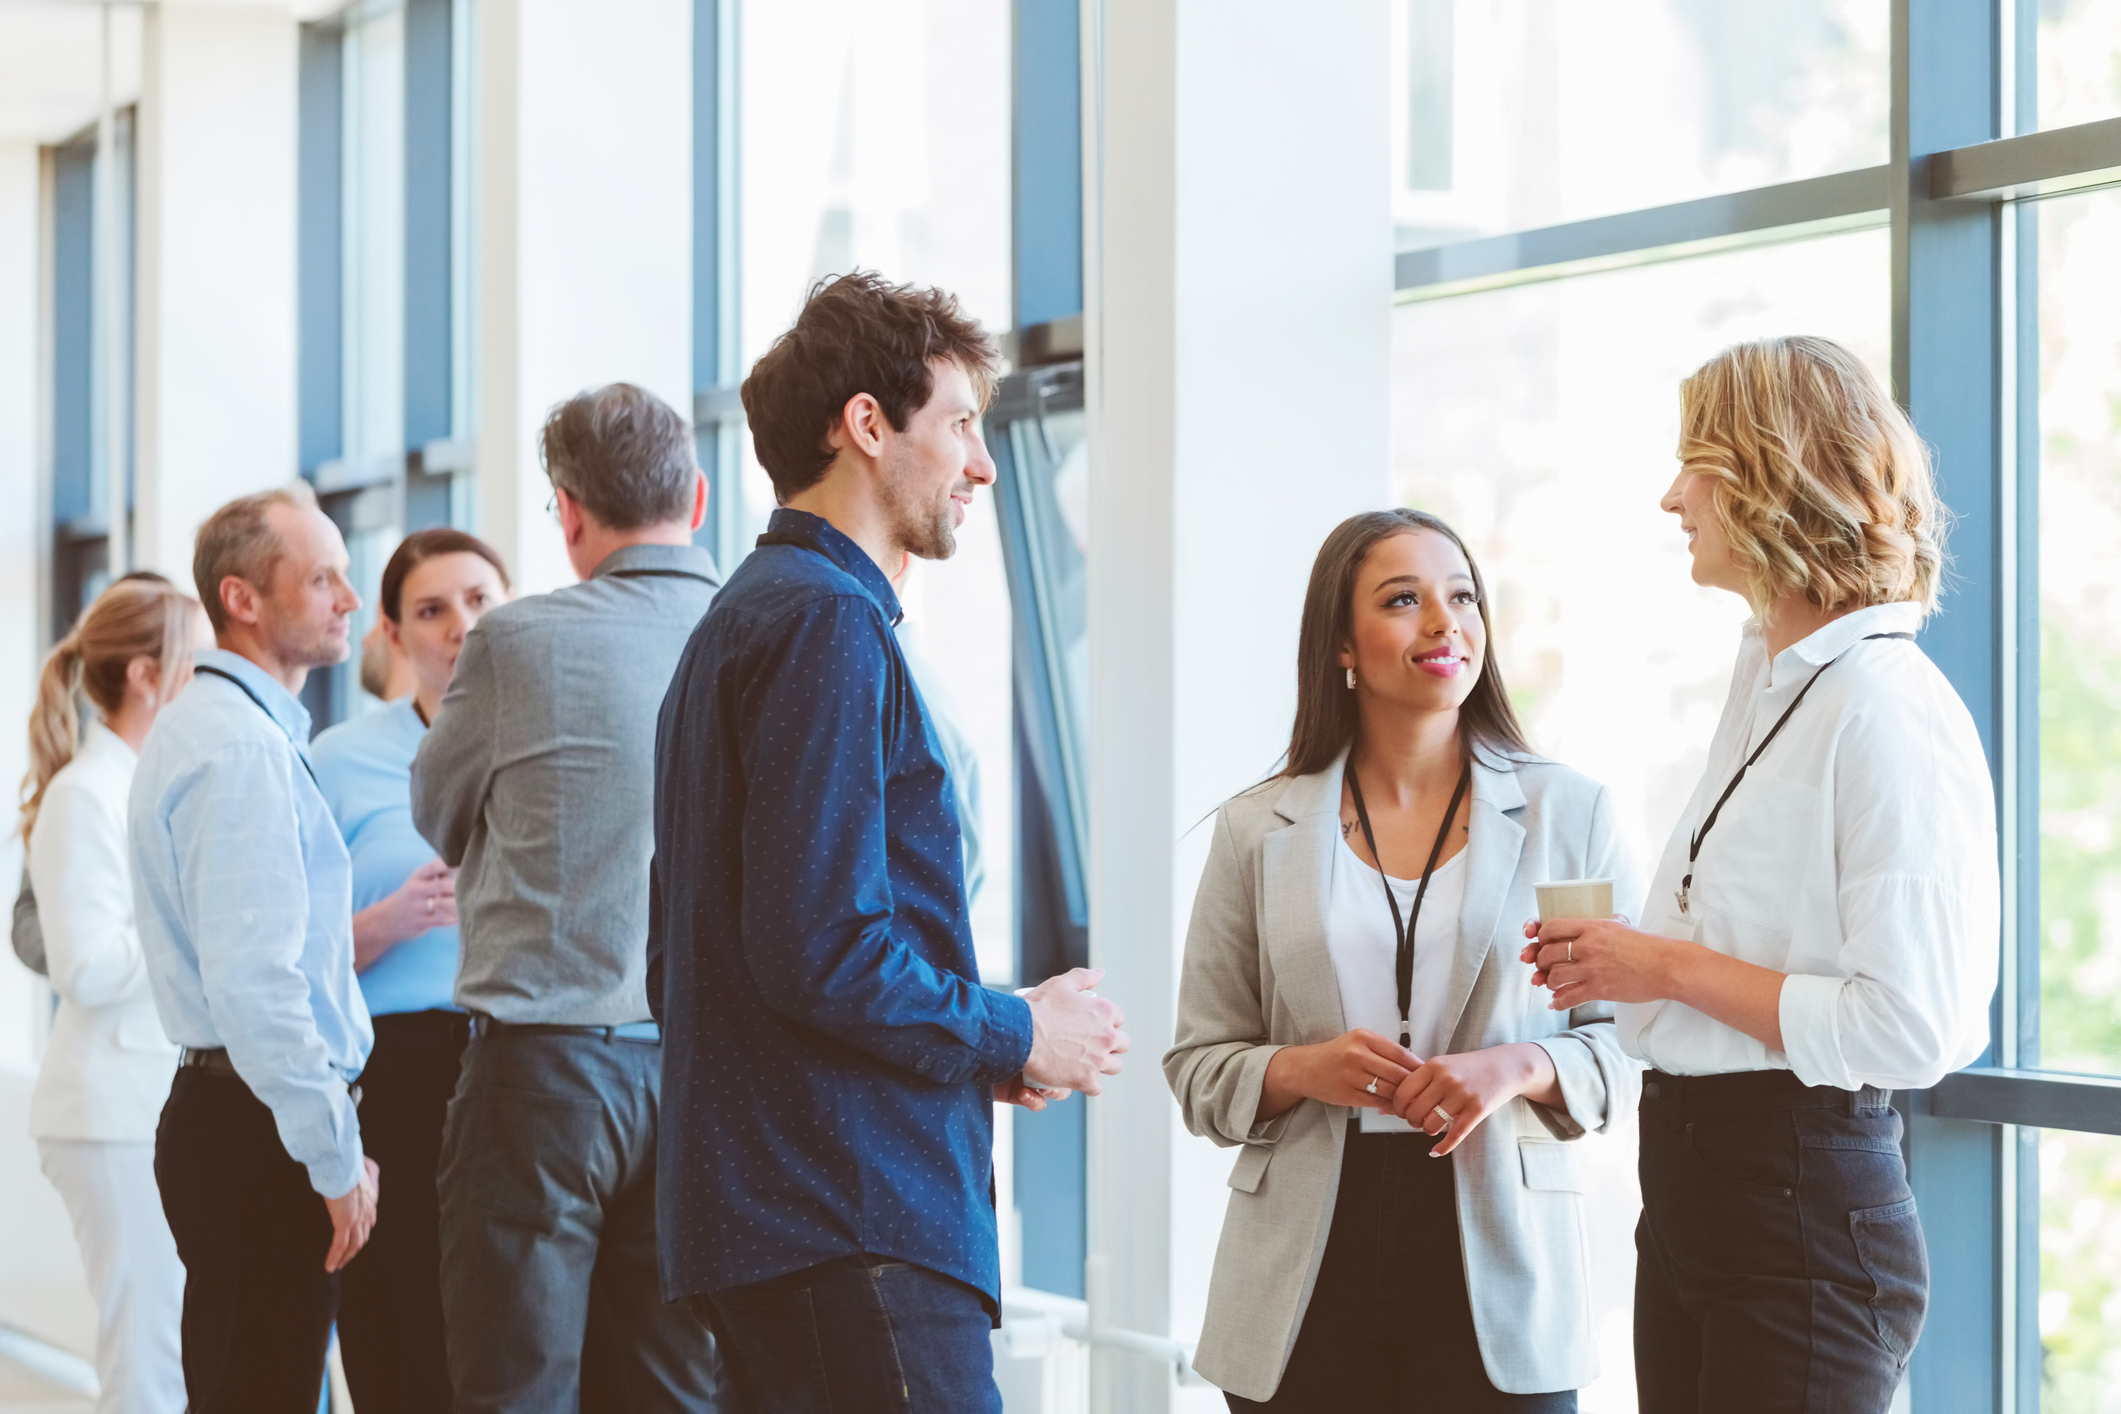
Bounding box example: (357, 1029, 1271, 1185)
(2037, 612, 2121, 1410)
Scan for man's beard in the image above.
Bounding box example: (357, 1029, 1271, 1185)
(881, 461, 958, 562)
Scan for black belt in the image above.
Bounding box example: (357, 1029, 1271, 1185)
(180, 1047, 363, 1106)
(1641, 1068, 1891, 1119)
(469, 1014, 661, 1043)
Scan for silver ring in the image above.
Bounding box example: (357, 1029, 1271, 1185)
(1432, 1105, 1453, 1127)
(1566, 938, 1574, 963)
(426, 896, 436, 916)
(1364, 1076, 1379, 1096)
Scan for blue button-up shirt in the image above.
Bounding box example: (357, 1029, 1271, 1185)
(650, 509, 1033, 1306)
(312, 698, 459, 1017)
(130, 648, 372, 1198)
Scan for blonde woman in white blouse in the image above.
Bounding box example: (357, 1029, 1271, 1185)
(21, 575, 210, 1414)
(1526, 337, 1998, 1414)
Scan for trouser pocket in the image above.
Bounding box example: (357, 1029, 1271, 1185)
(1849, 1196, 1929, 1364)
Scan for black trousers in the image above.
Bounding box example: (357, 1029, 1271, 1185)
(155, 1065, 340, 1413)
(1228, 1123, 1578, 1413)
(337, 1009, 468, 1414)
(1635, 1070, 1928, 1414)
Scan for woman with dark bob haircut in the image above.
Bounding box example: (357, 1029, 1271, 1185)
(1167, 508, 1641, 1410)
(310, 527, 511, 1411)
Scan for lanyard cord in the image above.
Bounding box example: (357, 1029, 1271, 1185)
(605, 567, 718, 585)
(1347, 761, 1471, 1051)
(193, 666, 319, 788)
(1677, 631, 1915, 914)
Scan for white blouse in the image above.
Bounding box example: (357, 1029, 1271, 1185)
(1622, 602, 1999, 1090)
(28, 720, 179, 1142)
(1326, 834, 1468, 1133)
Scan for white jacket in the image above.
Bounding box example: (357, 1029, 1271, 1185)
(28, 721, 178, 1142)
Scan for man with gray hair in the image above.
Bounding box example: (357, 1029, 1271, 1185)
(412, 383, 725, 1410)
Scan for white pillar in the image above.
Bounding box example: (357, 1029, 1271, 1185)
(133, 3, 300, 577)
(1086, 3, 1392, 1409)
(474, 0, 693, 595)
(0, 140, 44, 1075)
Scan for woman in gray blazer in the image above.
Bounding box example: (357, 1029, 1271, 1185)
(1166, 509, 1641, 1410)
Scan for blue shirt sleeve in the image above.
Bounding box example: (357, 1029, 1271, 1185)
(169, 740, 365, 1197)
(737, 596, 1031, 1085)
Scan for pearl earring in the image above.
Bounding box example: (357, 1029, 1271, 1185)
(1346, 668, 1357, 690)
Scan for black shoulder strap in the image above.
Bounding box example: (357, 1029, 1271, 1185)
(193, 666, 319, 788)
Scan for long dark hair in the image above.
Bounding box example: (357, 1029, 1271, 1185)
(1279, 508, 1533, 780)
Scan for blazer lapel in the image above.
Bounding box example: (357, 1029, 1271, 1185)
(1259, 756, 1349, 1042)
(1440, 756, 1526, 1053)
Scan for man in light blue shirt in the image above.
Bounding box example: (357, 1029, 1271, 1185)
(131, 482, 376, 1412)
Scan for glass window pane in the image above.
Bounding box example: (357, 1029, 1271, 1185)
(1394, 230, 1891, 867)
(2036, 187, 2121, 1079)
(737, 0, 1014, 549)
(1394, 230, 1888, 1410)
(2037, 0, 2121, 132)
(2038, 1127, 2121, 1410)
(1391, 0, 1889, 253)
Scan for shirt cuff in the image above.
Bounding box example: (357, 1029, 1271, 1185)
(976, 992, 1036, 1084)
(292, 1089, 366, 1199)
(1778, 972, 1855, 1091)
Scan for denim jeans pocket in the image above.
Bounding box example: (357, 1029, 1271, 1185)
(1849, 1196, 1929, 1363)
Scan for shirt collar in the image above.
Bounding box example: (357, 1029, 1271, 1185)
(587, 541, 722, 582)
(1768, 601, 1925, 676)
(83, 716, 137, 764)
(193, 647, 313, 742)
(763, 508, 905, 626)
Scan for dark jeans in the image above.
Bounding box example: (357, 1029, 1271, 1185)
(155, 1066, 340, 1413)
(1635, 1069, 1928, 1414)
(695, 1254, 1000, 1414)
(436, 1024, 724, 1413)
(1229, 1123, 1577, 1413)
(337, 1009, 468, 1414)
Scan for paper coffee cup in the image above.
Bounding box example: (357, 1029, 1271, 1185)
(1534, 878, 1614, 921)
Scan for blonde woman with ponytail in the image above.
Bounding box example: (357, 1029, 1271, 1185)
(22, 574, 210, 1414)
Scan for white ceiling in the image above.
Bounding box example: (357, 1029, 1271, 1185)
(0, 0, 352, 147)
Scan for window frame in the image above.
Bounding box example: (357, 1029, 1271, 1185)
(1391, 4, 2121, 1410)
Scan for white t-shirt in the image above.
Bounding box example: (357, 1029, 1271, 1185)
(1326, 833, 1468, 1134)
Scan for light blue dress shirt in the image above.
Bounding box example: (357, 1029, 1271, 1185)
(312, 698, 459, 1017)
(129, 648, 372, 1198)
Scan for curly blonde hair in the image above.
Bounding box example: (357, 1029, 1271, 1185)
(1679, 336, 1946, 620)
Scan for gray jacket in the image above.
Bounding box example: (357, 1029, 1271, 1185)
(1164, 750, 1643, 1400)
(411, 543, 720, 1025)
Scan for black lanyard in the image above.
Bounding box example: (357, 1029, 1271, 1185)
(1347, 761, 1471, 1050)
(1676, 631, 1914, 917)
(606, 567, 719, 586)
(194, 666, 319, 788)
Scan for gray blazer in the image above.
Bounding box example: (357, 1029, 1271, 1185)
(411, 542, 720, 1026)
(1164, 750, 1643, 1400)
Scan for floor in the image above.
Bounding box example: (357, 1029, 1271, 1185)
(0, 1331, 90, 1414)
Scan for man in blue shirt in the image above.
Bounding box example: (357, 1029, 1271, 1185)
(131, 483, 375, 1411)
(652, 272, 1130, 1413)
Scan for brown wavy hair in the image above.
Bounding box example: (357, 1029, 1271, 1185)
(1679, 336, 1946, 620)
(1279, 509, 1533, 780)
(21, 576, 202, 838)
